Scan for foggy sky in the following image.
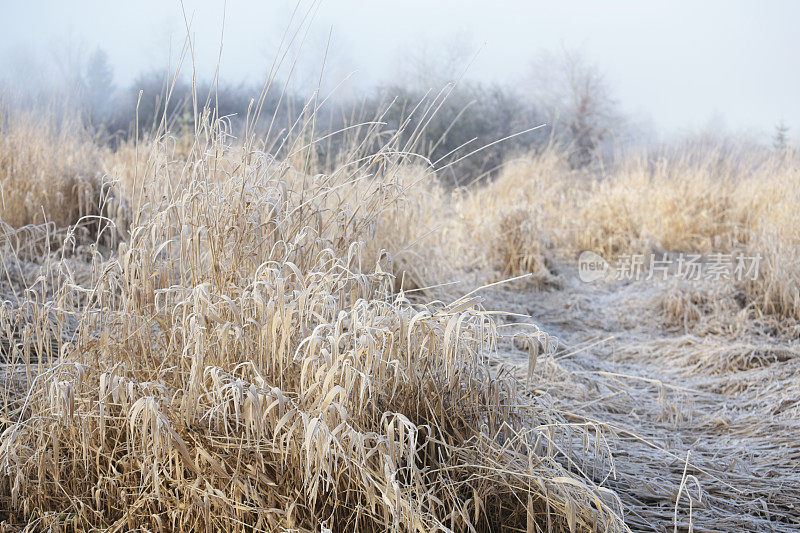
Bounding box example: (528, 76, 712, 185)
(3, 0, 799, 139)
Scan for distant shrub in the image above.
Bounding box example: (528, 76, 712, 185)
(365, 82, 547, 185)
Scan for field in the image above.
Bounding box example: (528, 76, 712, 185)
(0, 96, 799, 533)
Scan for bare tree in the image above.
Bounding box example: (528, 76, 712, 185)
(393, 33, 477, 90)
(524, 49, 621, 168)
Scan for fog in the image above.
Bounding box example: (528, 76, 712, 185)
(2, 0, 798, 140)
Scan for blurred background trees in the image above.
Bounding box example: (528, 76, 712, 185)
(523, 49, 623, 169)
(83, 48, 115, 126)
(0, 41, 720, 182)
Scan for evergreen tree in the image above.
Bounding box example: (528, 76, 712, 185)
(84, 47, 115, 121)
(773, 121, 789, 153)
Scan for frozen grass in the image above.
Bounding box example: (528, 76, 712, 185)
(0, 86, 799, 531)
(0, 105, 627, 532)
(469, 146, 800, 323)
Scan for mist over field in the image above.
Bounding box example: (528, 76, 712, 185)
(0, 2, 799, 532)
(3, 1, 799, 141)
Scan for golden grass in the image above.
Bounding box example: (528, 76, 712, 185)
(468, 146, 800, 322)
(0, 90, 799, 531)
(0, 109, 627, 532)
(0, 110, 101, 228)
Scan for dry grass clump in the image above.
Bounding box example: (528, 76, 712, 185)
(479, 144, 797, 260)
(741, 231, 800, 324)
(0, 116, 628, 531)
(365, 167, 455, 294)
(0, 105, 131, 251)
(473, 145, 800, 334)
(572, 149, 749, 257)
(655, 280, 746, 334)
(0, 109, 97, 227)
(452, 154, 570, 285)
(657, 281, 722, 330)
(492, 207, 554, 283)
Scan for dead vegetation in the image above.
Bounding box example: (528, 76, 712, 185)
(0, 86, 799, 532)
(0, 105, 630, 532)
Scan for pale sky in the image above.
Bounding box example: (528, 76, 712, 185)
(2, 0, 799, 138)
